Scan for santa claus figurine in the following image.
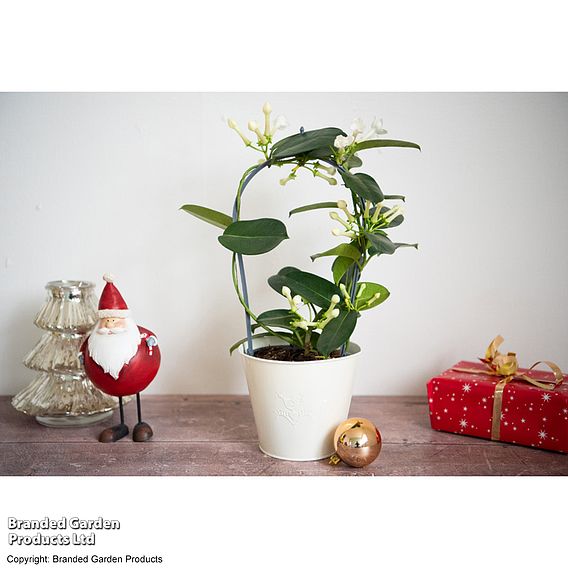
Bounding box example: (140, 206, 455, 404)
(81, 273, 161, 443)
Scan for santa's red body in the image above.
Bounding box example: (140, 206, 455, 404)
(81, 326, 161, 397)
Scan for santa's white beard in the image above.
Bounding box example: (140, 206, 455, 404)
(88, 318, 141, 379)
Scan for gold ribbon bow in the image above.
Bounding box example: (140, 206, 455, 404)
(453, 335, 564, 441)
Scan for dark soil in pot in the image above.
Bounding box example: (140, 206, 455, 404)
(253, 345, 341, 361)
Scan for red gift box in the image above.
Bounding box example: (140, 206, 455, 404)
(427, 361, 568, 453)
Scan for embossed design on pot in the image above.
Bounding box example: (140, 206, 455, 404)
(274, 393, 311, 426)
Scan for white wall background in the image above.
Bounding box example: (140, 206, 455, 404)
(1, 93, 567, 395)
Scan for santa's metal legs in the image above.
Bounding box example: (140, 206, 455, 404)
(132, 393, 153, 442)
(97, 395, 153, 442)
(136, 392, 142, 423)
(98, 396, 129, 443)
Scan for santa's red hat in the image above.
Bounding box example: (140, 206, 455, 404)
(98, 273, 130, 318)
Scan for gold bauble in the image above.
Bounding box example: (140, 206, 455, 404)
(333, 417, 382, 468)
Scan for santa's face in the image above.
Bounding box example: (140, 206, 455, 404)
(98, 317, 128, 334)
(87, 317, 141, 379)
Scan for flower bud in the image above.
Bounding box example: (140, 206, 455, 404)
(227, 118, 252, 146)
(332, 228, 355, 238)
(292, 295, 302, 305)
(315, 171, 337, 185)
(317, 163, 336, 176)
(262, 102, 272, 137)
(384, 205, 404, 224)
(280, 173, 295, 186)
(282, 286, 291, 297)
(331, 294, 340, 305)
(248, 120, 267, 145)
(331, 308, 340, 318)
(336, 199, 354, 221)
(339, 283, 351, 302)
(371, 202, 384, 223)
(330, 211, 351, 230)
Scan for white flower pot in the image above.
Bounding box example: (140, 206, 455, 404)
(240, 336, 361, 461)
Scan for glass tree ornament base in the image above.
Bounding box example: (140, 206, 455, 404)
(35, 410, 113, 428)
(11, 372, 128, 428)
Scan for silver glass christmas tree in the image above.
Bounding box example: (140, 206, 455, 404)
(12, 280, 122, 427)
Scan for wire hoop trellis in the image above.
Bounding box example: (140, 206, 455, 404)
(231, 147, 364, 357)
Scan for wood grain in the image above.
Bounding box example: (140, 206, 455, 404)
(1, 396, 566, 476)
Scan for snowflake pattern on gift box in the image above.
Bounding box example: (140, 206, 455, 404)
(426, 361, 568, 453)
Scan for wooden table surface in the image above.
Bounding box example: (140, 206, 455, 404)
(1, 395, 566, 476)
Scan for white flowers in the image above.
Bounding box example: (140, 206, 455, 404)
(247, 120, 267, 145)
(271, 114, 288, 135)
(227, 118, 252, 146)
(334, 116, 388, 150)
(227, 102, 288, 148)
(351, 118, 366, 137)
(262, 102, 272, 137)
(318, 295, 341, 329)
(367, 117, 388, 138)
(369, 202, 404, 225)
(331, 200, 357, 239)
(314, 170, 337, 186)
(332, 228, 355, 238)
(283, 287, 341, 330)
(279, 172, 296, 186)
(382, 205, 404, 224)
(334, 134, 355, 150)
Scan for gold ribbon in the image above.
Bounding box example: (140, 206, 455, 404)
(452, 335, 564, 441)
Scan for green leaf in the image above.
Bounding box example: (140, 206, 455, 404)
(268, 268, 341, 308)
(289, 201, 338, 217)
(256, 309, 296, 330)
(366, 233, 418, 256)
(309, 331, 320, 350)
(229, 332, 296, 355)
(340, 171, 384, 203)
(270, 127, 345, 160)
(180, 204, 232, 229)
(310, 243, 361, 262)
(218, 218, 288, 255)
(366, 233, 396, 255)
(353, 139, 421, 152)
(332, 256, 354, 284)
(354, 282, 390, 311)
(277, 266, 301, 276)
(318, 310, 359, 356)
(393, 242, 419, 252)
(345, 154, 363, 169)
(387, 215, 404, 228)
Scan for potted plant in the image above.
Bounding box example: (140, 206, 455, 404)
(182, 103, 420, 461)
